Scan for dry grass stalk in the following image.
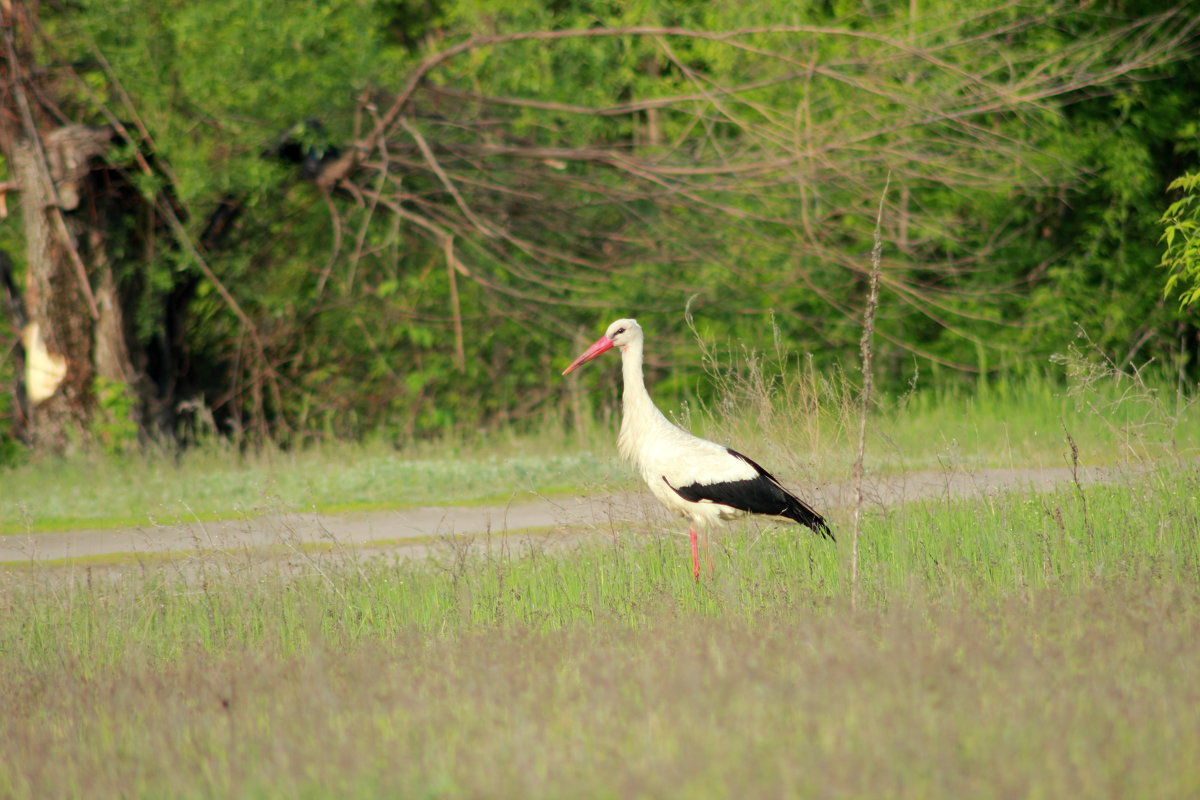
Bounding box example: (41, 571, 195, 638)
(851, 176, 889, 609)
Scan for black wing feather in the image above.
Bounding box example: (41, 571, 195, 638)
(665, 448, 834, 541)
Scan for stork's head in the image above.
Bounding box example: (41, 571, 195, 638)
(562, 318, 641, 375)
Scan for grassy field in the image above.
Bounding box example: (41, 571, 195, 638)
(2, 457, 1198, 797)
(2, 357, 1199, 797)
(0, 444, 625, 534)
(3, 361, 1197, 533)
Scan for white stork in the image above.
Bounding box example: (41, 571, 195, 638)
(563, 318, 833, 579)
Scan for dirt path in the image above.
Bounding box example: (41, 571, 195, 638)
(0, 463, 1123, 564)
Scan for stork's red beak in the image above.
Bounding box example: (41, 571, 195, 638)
(562, 335, 615, 375)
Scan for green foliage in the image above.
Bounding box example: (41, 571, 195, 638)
(1162, 170, 1200, 307)
(73, 0, 406, 200)
(11, 0, 1199, 448)
(0, 424, 21, 469)
(1015, 60, 1200, 367)
(87, 378, 140, 456)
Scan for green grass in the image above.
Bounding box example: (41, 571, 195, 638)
(6, 462, 1196, 655)
(691, 353, 1200, 477)
(4, 366, 1198, 534)
(0, 443, 625, 534)
(2, 356, 1198, 796)
(1, 462, 1198, 797)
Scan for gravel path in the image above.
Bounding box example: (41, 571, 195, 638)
(0, 463, 1121, 564)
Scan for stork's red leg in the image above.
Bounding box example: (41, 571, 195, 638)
(689, 527, 700, 581)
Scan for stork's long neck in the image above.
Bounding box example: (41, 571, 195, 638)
(617, 338, 666, 464)
(620, 339, 653, 413)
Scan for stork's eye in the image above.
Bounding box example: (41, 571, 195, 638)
(614, 327, 626, 336)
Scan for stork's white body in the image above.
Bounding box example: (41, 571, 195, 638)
(564, 319, 831, 580)
(615, 337, 752, 529)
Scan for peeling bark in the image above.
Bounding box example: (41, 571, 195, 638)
(10, 125, 139, 452)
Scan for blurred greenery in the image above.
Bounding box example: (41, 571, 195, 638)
(1, 0, 1197, 459)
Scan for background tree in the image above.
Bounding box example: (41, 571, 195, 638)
(0, 0, 1196, 456)
(1, 6, 160, 453)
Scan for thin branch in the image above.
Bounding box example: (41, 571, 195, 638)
(427, 71, 812, 118)
(445, 235, 466, 372)
(320, 19, 1052, 190)
(401, 117, 496, 238)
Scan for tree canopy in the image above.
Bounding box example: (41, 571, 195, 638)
(1, 0, 1197, 453)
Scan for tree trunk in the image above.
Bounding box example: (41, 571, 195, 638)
(10, 125, 138, 453)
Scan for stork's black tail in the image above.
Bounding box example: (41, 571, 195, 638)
(780, 493, 834, 542)
(724, 448, 835, 542)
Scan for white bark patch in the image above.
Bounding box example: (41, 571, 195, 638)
(22, 322, 68, 403)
